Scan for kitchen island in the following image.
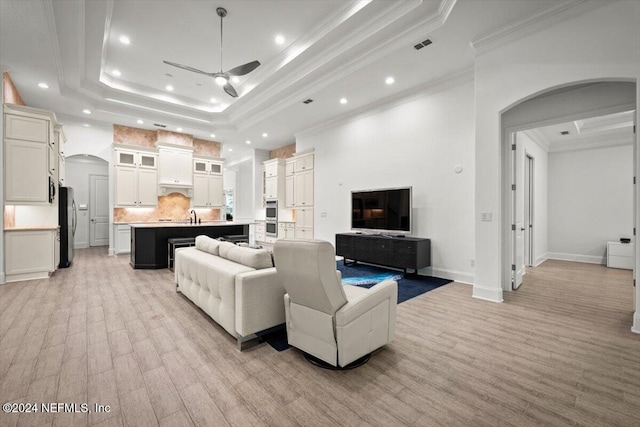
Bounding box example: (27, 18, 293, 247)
(129, 221, 251, 269)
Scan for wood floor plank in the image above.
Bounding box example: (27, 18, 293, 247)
(1, 248, 638, 427)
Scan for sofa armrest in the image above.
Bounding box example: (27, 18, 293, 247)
(335, 279, 397, 327)
(235, 267, 286, 337)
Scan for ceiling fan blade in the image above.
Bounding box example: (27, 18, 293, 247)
(223, 82, 238, 98)
(226, 60, 261, 76)
(163, 60, 215, 77)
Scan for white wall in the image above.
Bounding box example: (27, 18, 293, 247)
(548, 144, 633, 263)
(473, 0, 640, 302)
(517, 132, 548, 267)
(65, 156, 109, 248)
(296, 80, 475, 283)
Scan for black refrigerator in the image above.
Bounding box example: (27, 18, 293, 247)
(58, 186, 77, 268)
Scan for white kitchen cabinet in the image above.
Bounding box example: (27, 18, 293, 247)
(56, 125, 66, 185)
(296, 207, 314, 229)
(255, 221, 266, 243)
(159, 147, 193, 185)
(5, 114, 49, 143)
(262, 159, 285, 202)
(293, 154, 314, 173)
(192, 157, 224, 208)
(114, 148, 158, 207)
(278, 222, 295, 239)
(4, 106, 58, 205)
(294, 227, 314, 240)
(294, 169, 314, 207)
(4, 229, 56, 282)
(285, 175, 294, 208)
(54, 229, 60, 269)
(115, 224, 132, 254)
(4, 138, 49, 203)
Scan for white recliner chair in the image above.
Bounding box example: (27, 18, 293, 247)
(273, 239, 397, 368)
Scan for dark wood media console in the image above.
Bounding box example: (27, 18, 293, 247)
(335, 233, 431, 274)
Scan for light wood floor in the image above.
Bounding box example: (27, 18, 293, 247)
(1, 250, 639, 427)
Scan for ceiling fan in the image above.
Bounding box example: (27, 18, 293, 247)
(163, 7, 260, 98)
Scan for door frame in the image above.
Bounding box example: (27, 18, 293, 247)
(524, 152, 534, 268)
(502, 103, 636, 292)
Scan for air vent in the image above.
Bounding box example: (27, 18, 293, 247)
(560, 130, 570, 135)
(153, 123, 167, 128)
(303, 99, 314, 104)
(413, 39, 432, 50)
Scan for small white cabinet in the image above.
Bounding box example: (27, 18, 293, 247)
(159, 147, 193, 185)
(114, 147, 158, 207)
(607, 242, 634, 270)
(262, 159, 285, 201)
(294, 169, 314, 207)
(5, 229, 56, 282)
(115, 224, 131, 254)
(192, 157, 224, 208)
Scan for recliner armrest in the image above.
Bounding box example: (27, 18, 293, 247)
(235, 267, 286, 337)
(335, 279, 397, 326)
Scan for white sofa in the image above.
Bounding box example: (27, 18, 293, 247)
(175, 236, 286, 349)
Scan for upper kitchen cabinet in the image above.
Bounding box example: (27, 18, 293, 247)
(55, 124, 66, 185)
(3, 104, 59, 205)
(114, 145, 158, 207)
(192, 156, 224, 208)
(158, 146, 193, 186)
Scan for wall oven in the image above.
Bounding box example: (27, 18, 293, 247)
(265, 221, 278, 237)
(266, 200, 278, 222)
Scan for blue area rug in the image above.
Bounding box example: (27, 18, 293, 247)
(260, 260, 452, 351)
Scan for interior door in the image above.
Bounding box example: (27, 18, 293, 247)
(89, 174, 109, 246)
(513, 133, 524, 289)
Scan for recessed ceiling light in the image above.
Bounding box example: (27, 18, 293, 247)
(339, 98, 348, 105)
(112, 69, 121, 77)
(246, 140, 252, 145)
(231, 76, 240, 83)
(210, 133, 216, 138)
(214, 76, 227, 86)
(210, 97, 218, 103)
(385, 76, 395, 85)
(262, 133, 268, 138)
(83, 109, 91, 115)
(228, 148, 233, 152)
(176, 127, 183, 132)
(119, 35, 131, 45)
(38, 82, 49, 89)
(137, 119, 143, 124)
(275, 35, 285, 45)
(165, 85, 174, 91)
(83, 123, 90, 127)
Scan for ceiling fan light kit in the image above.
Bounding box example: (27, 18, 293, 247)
(163, 6, 260, 98)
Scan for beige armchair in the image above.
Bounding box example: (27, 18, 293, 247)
(273, 239, 397, 368)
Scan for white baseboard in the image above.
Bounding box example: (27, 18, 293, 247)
(425, 267, 474, 285)
(75, 242, 89, 249)
(0, 272, 5, 285)
(108, 247, 115, 256)
(546, 252, 605, 265)
(472, 284, 504, 303)
(534, 254, 548, 267)
(633, 311, 640, 334)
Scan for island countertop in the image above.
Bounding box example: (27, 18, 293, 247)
(127, 220, 254, 228)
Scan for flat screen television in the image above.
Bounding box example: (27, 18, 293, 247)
(351, 187, 412, 234)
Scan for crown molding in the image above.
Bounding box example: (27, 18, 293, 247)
(229, 0, 426, 125)
(42, 0, 65, 86)
(470, 0, 609, 55)
(233, 0, 456, 131)
(521, 128, 551, 152)
(548, 134, 633, 153)
(296, 66, 473, 140)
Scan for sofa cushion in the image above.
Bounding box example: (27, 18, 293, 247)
(195, 235, 221, 256)
(219, 243, 273, 270)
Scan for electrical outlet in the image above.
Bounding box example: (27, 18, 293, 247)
(320, 212, 327, 218)
(481, 212, 492, 222)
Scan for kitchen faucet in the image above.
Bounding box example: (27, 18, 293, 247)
(190, 209, 197, 224)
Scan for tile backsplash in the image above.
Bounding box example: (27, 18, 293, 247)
(114, 193, 221, 223)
